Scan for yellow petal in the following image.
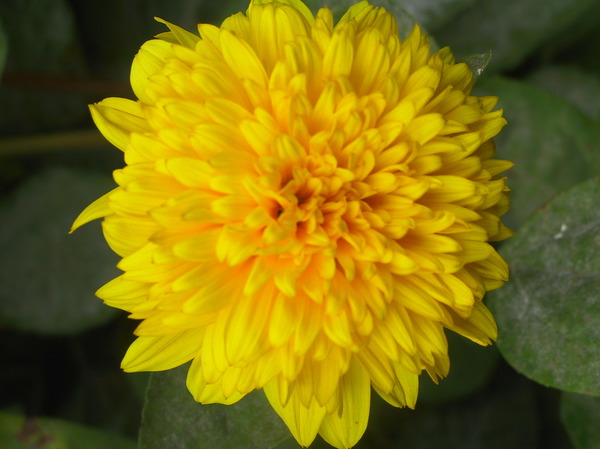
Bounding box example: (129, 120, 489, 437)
(130, 39, 173, 102)
(322, 22, 355, 80)
(96, 275, 149, 310)
(247, 1, 312, 71)
(319, 358, 370, 449)
(220, 29, 268, 87)
(225, 287, 273, 364)
(186, 357, 247, 404)
(448, 300, 498, 345)
(155, 17, 200, 48)
(264, 377, 327, 447)
(70, 188, 116, 232)
(337, 1, 371, 25)
(405, 113, 445, 144)
(248, 0, 315, 26)
(90, 98, 149, 151)
(102, 215, 159, 257)
(121, 330, 203, 371)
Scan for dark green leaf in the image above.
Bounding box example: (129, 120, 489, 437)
(0, 167, 119, 335)
(399, 0, 477, 30)
(527, 65, 600, 120)
(418, 332, 499, 404)
(375, 376, 538, 449)
(539, 1, 600, 79)
(561, 392, 600, 449)
(139, 365, 299, 449)
(127, 372, 151, 402)
(0, 412, 136, 449)
(489, 177, 600, 395)
(70, 0, 223, 81)
(434, 0, 598, 72)
(475, 76, 599, 229)
(0, 0, 82, 73)
(0, 0, 88, 134)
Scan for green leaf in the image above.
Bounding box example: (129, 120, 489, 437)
(561, 392, 600, 449)
(474, 76, 599, 229)
(127, 372, 151, 402)
(71, 0, 219, 80)
(539, 2, 600, 79)
(0, 167, 119, 335)
(399, 0, 477, 30)
(527, 65, 600, 120)
(489, 178, 600, 396)
(374, 376, 539, 449)
(434, 0, 598, 73)
(418, 332, 499, 404)
(0, 412, 136, 449)
(139, 365, 299, 449)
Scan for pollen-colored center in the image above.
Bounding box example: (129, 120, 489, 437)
(274, 151, 360, 243)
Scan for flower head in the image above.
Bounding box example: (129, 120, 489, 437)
(73, 1, 512, 447)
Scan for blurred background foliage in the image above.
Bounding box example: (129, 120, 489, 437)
(0, 0, 598, 448)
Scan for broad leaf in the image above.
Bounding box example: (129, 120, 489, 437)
(475, 76, 599, 229)
(0, 167, 119, 335)
(139, 365, 299, 449)
(541, 1, 600, 79)
(373, 376, 538, 449)
(399, 0, 476, 30)
(71, 0, 221, 80)
(434, 0, 598, 72)
(0, 412, 135, 449)
(527, 65, 600, 120)
(561, 392, 600, 449)
(489, 178, 600, 396)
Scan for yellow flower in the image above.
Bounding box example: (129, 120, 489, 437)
(73, 1, 512, 447)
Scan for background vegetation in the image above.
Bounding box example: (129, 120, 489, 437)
(0, 0, 598, 448)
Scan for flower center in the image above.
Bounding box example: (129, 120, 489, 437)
(255, 145, 375, 254)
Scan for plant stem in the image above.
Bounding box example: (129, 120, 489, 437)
(0, 130, 106, 157)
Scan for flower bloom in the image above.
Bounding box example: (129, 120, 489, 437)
(73, 0, 512, 447)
